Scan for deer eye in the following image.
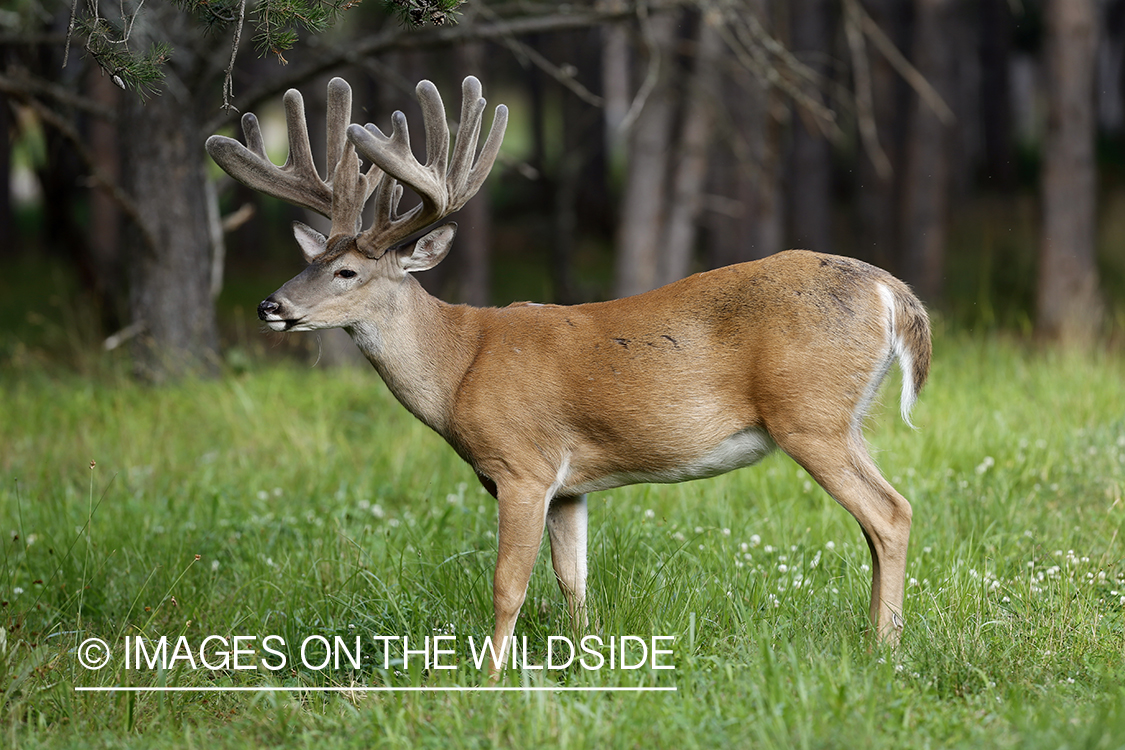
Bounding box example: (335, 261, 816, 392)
(335, 268, 357, 279)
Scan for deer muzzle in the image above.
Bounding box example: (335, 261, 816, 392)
(258, 297, 282, 321)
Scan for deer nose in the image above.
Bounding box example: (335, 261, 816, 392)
(258, 298, 281, 320)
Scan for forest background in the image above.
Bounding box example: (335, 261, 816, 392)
(4, 3, 1125, 747)
(2, 0, 1123, 374)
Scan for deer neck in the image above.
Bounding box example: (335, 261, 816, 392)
(346, 277, 478, 438)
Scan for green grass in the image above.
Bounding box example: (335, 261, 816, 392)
(2, 333, 1125, 748)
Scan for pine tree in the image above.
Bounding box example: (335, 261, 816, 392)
(66, 0, 465, 100)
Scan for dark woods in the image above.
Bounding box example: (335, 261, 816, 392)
(2, 0, 1123, 376)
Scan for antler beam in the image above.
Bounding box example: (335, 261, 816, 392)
(206, 78, 361, 220)
(348, 76, 508, 255)
(206, 76, 507, 258)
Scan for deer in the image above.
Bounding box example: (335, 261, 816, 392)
(206, 75, 931, 674)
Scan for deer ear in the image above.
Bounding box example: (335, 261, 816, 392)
(293, 221, 327, 263)
(398, 223, 457, 272)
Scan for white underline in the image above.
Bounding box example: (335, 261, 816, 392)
(75, 686, 677, 693)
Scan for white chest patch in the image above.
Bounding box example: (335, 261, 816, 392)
(565, 427, 776, 495)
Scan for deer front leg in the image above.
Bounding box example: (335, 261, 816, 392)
(546, 494, 588, 629)
(489, 480, 550, 674)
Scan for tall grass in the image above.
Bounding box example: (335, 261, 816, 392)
(2, 333, 1124, 748)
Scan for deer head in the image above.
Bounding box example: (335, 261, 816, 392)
(205, 76, 507, 332)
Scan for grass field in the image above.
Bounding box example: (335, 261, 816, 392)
(2, 331, 1124, 748)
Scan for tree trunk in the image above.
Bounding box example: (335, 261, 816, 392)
(710, 0, 782, 268)
(456, 190, 493, 307)
(978, 0, 1015, 188)
(787, 0, 835, 254)
(613, 13, 679, 298)
(658, 11, 723, 286)
(744, 0, 784, 263)
(87, 70, 125, 330)
(553, 79, 585, 304)
(0, 93, 12, 259)
(121, 8, 220, 379)
(852, 0, 907, 269)
(548, 28, 607, 304)
(1036, 0, 1102, 344)
(454, 42, 493, 307)
(900, 0, 954, 305)
(602, 23, 632, 152)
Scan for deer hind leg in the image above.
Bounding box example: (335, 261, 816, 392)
(775, 431, 912, 645)
(546, 494, 589, 629)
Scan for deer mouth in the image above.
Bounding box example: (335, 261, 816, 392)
(258, 309, 302, 332)
(266, 316, 322, 333)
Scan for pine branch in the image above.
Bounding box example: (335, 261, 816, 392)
(63, 1, 378, 99)
(203, 0, 693, 132)
(380, 0, 466, 28)
(72, 15, 170, 97)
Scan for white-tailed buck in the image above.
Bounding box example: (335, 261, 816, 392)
(207, 76, 930, 671)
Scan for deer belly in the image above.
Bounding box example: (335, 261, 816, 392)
(565, 427, 776, 495)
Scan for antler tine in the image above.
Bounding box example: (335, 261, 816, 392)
(206, 80, 360, 220)
(349, 110, 437, 206)
(330, 143, 368, 237)
(317, 77, 375, 239)
(346, 76, 507, 256)
(447, 76, 486, 203)
(241, 111, 267, 158)
(457, 78, 508, 207)
(280, 89, 319, 183)
(324, 77, 353, 186)
(417, 81, 451, 185)
(347, 110, 427, 255)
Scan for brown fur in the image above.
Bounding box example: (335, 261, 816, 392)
(262, 244, 931, 672)
(214, 76, 931, 674)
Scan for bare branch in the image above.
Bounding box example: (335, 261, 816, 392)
(843, 0, 891, 180)
(204, 0, 691, 133)
(847, 0, 954, 125)
(472, 1, 604, 106)
(617, 3, 665, 136)
(221, 0, 248, 112)
(719, 8, 842, 141)
(64, 0, 80, 68)
(220, 203, 256, 233)
(0, 68, 118, 121)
